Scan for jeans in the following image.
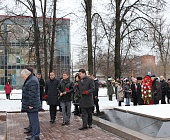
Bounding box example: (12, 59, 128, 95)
(125, 97, 130, 106)
(60, 101, 71, 123)
(28, 112, 40, 138)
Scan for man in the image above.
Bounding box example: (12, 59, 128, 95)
(45, 71, 60, 124)
(58, 72, 74, 126)
(36, 73, 45, 110)
(151, 75, 162, 104)
(90, 74, 100, 114)
(136, 77, 144, 105)
(131, 78, 138, 106)
(160, 76, 167, 104)
(21, 69, 41, 140)
(78, 69, 95, 130)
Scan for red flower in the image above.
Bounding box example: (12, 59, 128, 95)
(43, 94, 48, 99)
(84, 90, 88, 95)
(65, 88, 69, 91)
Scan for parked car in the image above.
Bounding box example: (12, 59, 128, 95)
(99, 80, 107, 88)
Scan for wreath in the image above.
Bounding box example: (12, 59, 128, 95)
(141, 75, 154, 105)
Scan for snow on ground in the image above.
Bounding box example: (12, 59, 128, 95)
(1, 88, 169, 119)
(0, 88, 119, 112)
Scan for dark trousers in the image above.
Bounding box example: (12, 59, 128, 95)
(6, 94, 10, 99)
(81, 107, 93, 127)
(154, 97, 159, 104)
(109, 95, 112, 101)
(27, 112, 32, 130)
(28, 112, 40, 138)
(93, 98, 99, 113)
(74, 104, 81, 115)
(60, 101, 71, 123)
(161, 93, 166, 104)
(133, 97, 138, 106)
(50, 105, 57, 120)
(118, 101, 121, 106)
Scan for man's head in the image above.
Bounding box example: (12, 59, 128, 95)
(90, 74, 96, 80)
(36, 73, 42, 79)
(62, 72, 69, 80)
(160, 76, 164, 81)
(21, 69, 31, 80)
(78, 69, 86, 79)
(49, 71, 55, 80)
(151, 75, 156, 81)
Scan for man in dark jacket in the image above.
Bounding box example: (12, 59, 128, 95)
(160, 76, 167, 104)
(36, 73, 45, 110)
(78, 69, 95, 130)
(45, 71, 60, 124)
(136, 77, 144, 105)
(90, 74, 100, 114)
(58, 72, 74, 126)
(21, 69, 41, 140)
(151, 75, 162, 104)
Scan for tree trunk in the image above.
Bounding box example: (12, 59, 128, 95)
(49, 0, 57, 73)
(115, 0, 121, 79)
(32, 0, 41, 73)
(85, 0, 93, 75)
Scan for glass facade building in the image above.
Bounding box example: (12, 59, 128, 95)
(0, 15, 70, 88)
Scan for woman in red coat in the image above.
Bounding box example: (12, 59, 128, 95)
(4, 82, 12, 99)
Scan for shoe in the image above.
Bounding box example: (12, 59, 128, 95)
(24, 126, 31, 131)
(88, 125, 92, 129)
(49, 120, 55, 124)
(61, 122, 66, 126)
(26, 136, 40, 140)
(65, 122, 70, 125)
(24, 129, 31, 134)
(78, 127, 88, 130)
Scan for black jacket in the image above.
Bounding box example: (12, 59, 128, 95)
(78, 76, 95, 108)
(93, 78, 99, 97)
(21, 74, 41, 112)
(152, 78, 162, 100)
(57, 78, 74, 102)
(45, 78, 60, 105)
(38, 78, 45, 98)
(160, 80, 167, 95)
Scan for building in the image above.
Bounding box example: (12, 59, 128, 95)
(0, 15, 70, 88)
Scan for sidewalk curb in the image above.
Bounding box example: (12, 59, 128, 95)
(93, 116, 170, 140)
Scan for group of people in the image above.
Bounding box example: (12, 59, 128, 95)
(21, 68, 100, 140)
(107, 74, 170, 106)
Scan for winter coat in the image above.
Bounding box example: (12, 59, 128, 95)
(107, 82, 114, 95)
(136, 83, 144, 105)
(45, 78, 60, 105)
(160, 80, 167, 95)
(57, 78, 74, 102)
(131, 83, 137, 99)
(78, 76, 95, 108)
(152, 78, 162, 100)
(93, 78, 99, 97)
(38, 78, 45, 99)
(21, 74, 41, 112)
(167, 84, 170, 98)
(116, 85, 124, 102)
(73, 81, 80, 104)
(4, 84, 12, 94)
(124, 84, 132, 98)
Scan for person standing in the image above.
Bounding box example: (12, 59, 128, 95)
(167, 79, 170, 103)
(58, 72, 74, 126)
(116, 81, 124, 106)
(160, 76, 167, 104)
(73, 74, 81, 116)
(136, 77, 144, 105)
(78, 69, 95, 130)
(90, 74, 100, 114)
(4, 81, 12, 99)
(36, 73, 45, 111)
(107, 77, 114, 101)
(131, 78, 138, 106)
(45, 71, 60, 124)
(151, 75, 162, 104)
(124, 80, 132, 106)
(21, 69, 41, 140)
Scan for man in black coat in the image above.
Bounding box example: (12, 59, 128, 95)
(90, 74, 100, 114)
(36, 73, 45, 110)
(131, 78, 138, 106)
(136, 77, 144, 105)
(21, 69, 41, 140)
(45, 71, 60, 124)
(151, 75, 162, 104)
(58, 72, 74, 126)
(78, 69, 95, 130)
(160, 76, 167, 104)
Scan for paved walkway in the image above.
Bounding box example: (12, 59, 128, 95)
(6, 112, 124, 140)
